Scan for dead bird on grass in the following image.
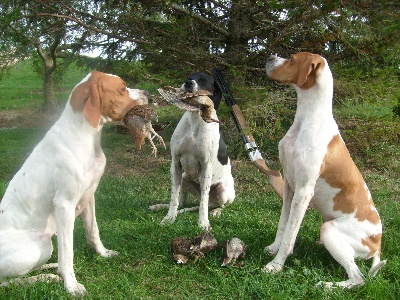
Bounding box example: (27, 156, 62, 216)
(221, 237, 248, 266)
(171, 233, 219, 264)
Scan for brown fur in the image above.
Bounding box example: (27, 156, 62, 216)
(320, 135, 380, 225)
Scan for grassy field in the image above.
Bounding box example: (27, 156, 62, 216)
(0, 61, 399, 299)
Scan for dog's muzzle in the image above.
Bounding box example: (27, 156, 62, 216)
(182, 80, 198, 93)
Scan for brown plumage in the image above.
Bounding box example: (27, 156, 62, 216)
(170, 237, 195, 264)
(157, 88, 220, 123)
(221, 237, 248, 266)
(123, 104, 166, 157)
(170, 233, 219, 264)
(193, 232, 219, 254)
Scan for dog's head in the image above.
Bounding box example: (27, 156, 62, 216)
(265, 52, 326, 90)
(181, 72, 222, 109)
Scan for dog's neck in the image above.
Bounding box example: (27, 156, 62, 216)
(292, 67, 334, 126)
(187, 109, 219, 126)
(51, 101, 105, 153)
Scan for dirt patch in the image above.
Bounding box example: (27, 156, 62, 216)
(0, 109, 62, 129)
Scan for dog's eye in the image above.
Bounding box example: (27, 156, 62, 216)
(289, 56, 294, 62)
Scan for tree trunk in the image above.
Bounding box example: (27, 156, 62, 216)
(42, 61, 57, 112)
(36, 38, 60, 112)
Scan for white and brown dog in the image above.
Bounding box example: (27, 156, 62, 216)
(264, 52, 385, 288)
(159, 73, 235, 231)
(0, 72, 147, 296)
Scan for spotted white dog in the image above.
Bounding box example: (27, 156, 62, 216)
(159, 73, 235, 231)
(264, 52, 385, 288)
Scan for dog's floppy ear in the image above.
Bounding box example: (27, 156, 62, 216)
(83, 81, 102, 128)
(70, 75, 102, 128)
(212, 79, 223, 109)
(296, 54, 325, 89)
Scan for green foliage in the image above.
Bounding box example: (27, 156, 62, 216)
(2, 0, 399, 86)
(392, 96, 400, 118)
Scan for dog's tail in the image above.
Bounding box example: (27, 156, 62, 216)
(369, 255, 387, 277)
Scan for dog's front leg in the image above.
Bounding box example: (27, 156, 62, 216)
(81, 194, 118, 258)
(54, 199, 87, 297)
(265, 178, 294, 255)
(198, 163, 213, 231)
(264, 186, 313, 273)
(161, 157, 182, 225)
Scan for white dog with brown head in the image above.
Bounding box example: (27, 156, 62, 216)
(0, 71, 147, 296)
(264, 52, 385, 288)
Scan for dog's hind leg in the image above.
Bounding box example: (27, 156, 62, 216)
(0, 274, 61, 287)
(0, 231, 54, 285)
(37, 263, 58, 270)
(317, 219, 384, 289)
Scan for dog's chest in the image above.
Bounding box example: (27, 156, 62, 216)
(171, 112, 225, 180)
(172, 112, 219, 157)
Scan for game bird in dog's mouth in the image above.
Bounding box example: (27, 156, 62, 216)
(264, 52, 385, 289)
(123, 104, 166, 157)
(158, 87, 220, 123)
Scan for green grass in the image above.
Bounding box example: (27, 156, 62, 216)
(0, 61, 399, 299)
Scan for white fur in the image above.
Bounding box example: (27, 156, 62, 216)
(0, 72, 139, 296)
(161, 109, 235, 231)
(264, 53, 385, 288)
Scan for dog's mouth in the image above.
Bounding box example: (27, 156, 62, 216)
(158, 87, 220, 123)
(181, 79, 199, 93)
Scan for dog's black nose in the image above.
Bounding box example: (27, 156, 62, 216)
(184, 80, 194, 88)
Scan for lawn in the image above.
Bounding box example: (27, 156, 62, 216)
(0, 61, 399, 299)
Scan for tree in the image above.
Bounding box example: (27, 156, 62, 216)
(39, 0, 398, 83)
(1, 0, 398, 96)
(0, 1, 93, 111)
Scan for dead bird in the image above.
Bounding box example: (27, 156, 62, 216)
(157, 87, 220, 123)
(193, 232, 219, 254)
(171, 233, 219, 264)
(170, 237, 195, 264)
(221, 237, 248, 266)
(123, 104, 166, 157)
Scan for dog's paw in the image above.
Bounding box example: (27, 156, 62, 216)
(65, 281, 87, 297)
(265, 243, 280, 255)
(315, 281, 334, 290)
(263, 261, 284, 273)
(316, 279, 364, 290)
(199, 220, 212, 232)
(160, 214, 176, 226)
(102, 249, 118, 258)
(210, 208, 222, 218)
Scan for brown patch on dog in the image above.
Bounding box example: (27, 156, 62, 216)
(362, 234, 382, 258)
(319, 134, 380, 224)
(69, 72, 135, 128)
(268, 52, 325, 89)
